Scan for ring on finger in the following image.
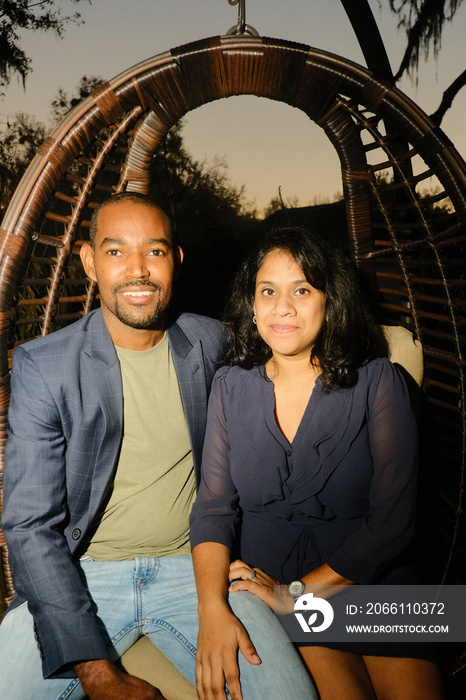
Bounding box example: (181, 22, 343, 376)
(248, 568, 256, 581)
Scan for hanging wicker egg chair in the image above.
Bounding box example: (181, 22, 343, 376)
(0, 33, 464, 689)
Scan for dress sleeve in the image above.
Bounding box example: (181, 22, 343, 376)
(189, 368, 240, 551)
(326, 360, 418, 583)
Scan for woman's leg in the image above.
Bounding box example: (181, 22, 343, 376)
(298, 646, 446, 700)
(298, 646, 376, 700)
(363, 656, 445, 700)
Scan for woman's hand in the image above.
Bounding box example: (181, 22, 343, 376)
(227, 559, 290, 612)
(228, 560, 353, 614)
(196, 600, 261, 700)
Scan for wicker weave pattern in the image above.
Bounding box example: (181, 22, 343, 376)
(0, 36, 464, 618)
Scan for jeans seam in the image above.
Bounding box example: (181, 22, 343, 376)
(107, 621, 141, 650)
(134, 557, 159, 587)
(134, 558, 159, 627)
(146, 619, 197, 657)
(58, 677, 81, 700)
(56, 623, 141, 700)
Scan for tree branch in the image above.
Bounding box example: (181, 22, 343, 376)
(430, 69, 466, 125)
(339, 0, 394, 79)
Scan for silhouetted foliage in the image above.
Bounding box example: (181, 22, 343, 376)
(148, 123, 258, 318)
(0, 0, 87, 96)
(50, 74, 103, 121)
(389, 0, 464, 80)
(341, 0, 466, 124)
(0, 111, 46, 218)
(0, 78, 260, 318)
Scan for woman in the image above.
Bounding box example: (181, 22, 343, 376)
(190, 227, 444, 700)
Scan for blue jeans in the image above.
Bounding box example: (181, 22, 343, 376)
(0, 555, 316, 699)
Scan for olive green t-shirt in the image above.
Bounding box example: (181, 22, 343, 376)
(85, 334, 195, 560)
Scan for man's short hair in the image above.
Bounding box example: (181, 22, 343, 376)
(89, 193, 173, 247)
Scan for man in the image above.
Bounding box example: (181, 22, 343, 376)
(0, 194, 315, 700)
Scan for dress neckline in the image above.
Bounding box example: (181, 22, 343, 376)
(261, 368, 323, 449)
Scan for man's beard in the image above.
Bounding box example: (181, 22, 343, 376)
(109, 281, 169, 329)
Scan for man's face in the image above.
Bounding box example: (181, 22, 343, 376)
(80, 201, 182, 342)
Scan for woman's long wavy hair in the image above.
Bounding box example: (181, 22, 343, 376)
(224, 226, 387, 390)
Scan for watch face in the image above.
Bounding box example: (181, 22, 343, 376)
(288, 580, 305, 597)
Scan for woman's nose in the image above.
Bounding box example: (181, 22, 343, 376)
(273, 294, 295, 315)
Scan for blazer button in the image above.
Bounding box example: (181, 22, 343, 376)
(72, 528, 81, 540)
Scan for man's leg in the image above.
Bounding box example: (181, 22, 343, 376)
(228, 589, 318, 699)
(142, 556, 317, 700)
(0, 558, 145, 700)
(0, 602, 84, 700)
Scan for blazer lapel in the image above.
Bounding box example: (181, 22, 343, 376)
(81, 311, 124, 517)
(167, 320, 207, 483)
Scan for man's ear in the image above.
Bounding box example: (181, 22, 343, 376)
(80, 242, 97, 283)
(173, 245, 184, 281)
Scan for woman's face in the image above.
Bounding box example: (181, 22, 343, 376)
(253, 249, 326, 363)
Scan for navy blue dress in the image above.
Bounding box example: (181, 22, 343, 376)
(191, 357, 417, 582)
(190, 358, 428, 657)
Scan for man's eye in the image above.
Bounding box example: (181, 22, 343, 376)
(149, 249, 165, 256)
(107, 249, 122, 256)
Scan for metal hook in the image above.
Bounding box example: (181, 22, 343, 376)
(226, 0, 260, 37)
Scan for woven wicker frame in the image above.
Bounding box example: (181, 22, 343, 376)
(0, 35, 464, 639)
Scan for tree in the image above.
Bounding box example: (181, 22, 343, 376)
(0, 75, 106, 217)
(263, 189, 301, 219)
(0, 77, 258, 316)
(388, 0, 466, 125)
(148, 122, 258, 317)
(50, 74, 104, 120)
(389, 0, 464, 80)
(0, 0, 87, 96)
(339, 0, 466, 125)
(339, 0, 394, 79)
(0, 111, 46, 217)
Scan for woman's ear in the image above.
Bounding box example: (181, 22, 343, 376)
(80, 242, 97, 283)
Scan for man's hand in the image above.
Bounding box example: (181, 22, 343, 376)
(75, 659, 166, 700)
(196, 600, 261, 700)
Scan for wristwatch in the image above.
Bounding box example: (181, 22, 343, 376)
(286, 579, 305, 599)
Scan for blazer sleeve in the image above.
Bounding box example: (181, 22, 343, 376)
(2, 346, 109, 679)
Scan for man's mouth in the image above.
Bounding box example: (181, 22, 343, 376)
(121, 290, 154, 297)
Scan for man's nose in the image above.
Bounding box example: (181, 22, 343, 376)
(127, 254, 149, 278)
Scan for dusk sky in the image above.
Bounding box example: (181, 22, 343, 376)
(2, 0, 465, 214)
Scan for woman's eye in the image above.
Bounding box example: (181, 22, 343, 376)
(296, 287, 310, 295)
(262, 288, 275, 296)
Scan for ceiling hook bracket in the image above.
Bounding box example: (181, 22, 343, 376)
(226, 0, 260, 37)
